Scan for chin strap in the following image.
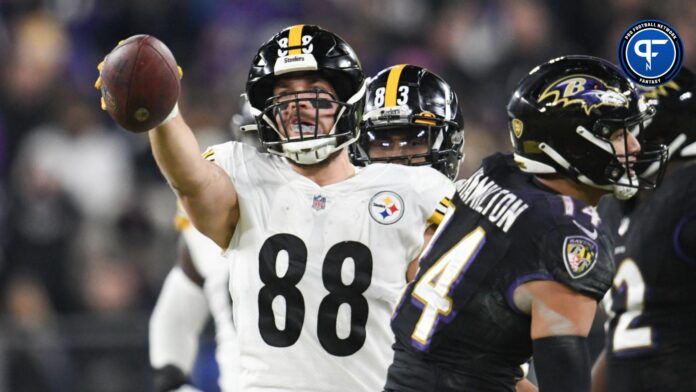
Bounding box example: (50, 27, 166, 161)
(274, 133, 359, 165)
(612, 179, 639, 200)
(280, 137, 338, 164)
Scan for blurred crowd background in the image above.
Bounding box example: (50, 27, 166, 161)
(0, 0, 693, 390)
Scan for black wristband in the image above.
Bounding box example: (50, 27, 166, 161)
(153, 364, 188, 392)
(532, 335, 590, 392)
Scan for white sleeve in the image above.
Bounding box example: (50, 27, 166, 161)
(202, 141, 258, 189)
(415, 167, 456, 226)
(149, 267, 211, 373)
(182, 224, 225, 277)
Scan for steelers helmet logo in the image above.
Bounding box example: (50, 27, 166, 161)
(369, 191, 405, 225)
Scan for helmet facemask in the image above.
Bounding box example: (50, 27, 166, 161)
(592, 107, 667, 198)
(354, 109, 464, 180)
(354, 64, 465, 180)
(257, 88, 360, 164)
(534, 105, 667, 199)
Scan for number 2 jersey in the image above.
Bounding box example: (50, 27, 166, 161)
(598, 164, 696, 392)
(204, 141, 454, 392)
(387, 153, 614, 391)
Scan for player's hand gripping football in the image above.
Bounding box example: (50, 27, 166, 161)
(94, 35, 183, 132)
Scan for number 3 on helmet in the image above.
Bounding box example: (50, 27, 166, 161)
(353, 64, 464, 180)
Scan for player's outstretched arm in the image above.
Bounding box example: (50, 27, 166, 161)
(522, 280, 597, 392)
(95, 36, 239, 247)
(149, 115, 239, 247)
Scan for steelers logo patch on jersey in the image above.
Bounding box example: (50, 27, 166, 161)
(563, 236, 599, 279)
(369, 191, 405, 225)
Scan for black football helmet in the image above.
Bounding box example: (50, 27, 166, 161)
(352, 64, 464, 180)
(507, 55, 667, 199)
(246, 24, 366, 164)
(637, 67, 696, 176)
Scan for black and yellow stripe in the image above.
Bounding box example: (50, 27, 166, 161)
(427, 197, 452, 226)
(202, 147, 215, 161)
(384, 64, 407, 107)
(288, 24, 304, 55)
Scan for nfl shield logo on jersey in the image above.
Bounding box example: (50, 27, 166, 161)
(369, 191, 405, 225)
(563, 236, 599, 279)
(312, 194, 327, 210)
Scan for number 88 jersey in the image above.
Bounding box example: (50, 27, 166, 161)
(205, 141, 454, 392)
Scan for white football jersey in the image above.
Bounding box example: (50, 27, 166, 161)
(179, 216, 239, 392)
(205, 141, 454, 392)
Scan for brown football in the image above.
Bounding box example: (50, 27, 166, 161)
(99, 35, 180, 133)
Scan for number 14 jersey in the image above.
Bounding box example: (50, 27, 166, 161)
(205, 141, 453, 392)
(388, 153, 614, 391)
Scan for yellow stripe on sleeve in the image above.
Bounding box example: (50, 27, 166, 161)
(428, 197, 453, 226)
(385, 64, 406, 107)
(202, 147, 215, 161)
(440, 197, 452, 208)
(288, 24, 304, 55)
(427, 211, 445, 226)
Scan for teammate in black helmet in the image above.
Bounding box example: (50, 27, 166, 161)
(352, 64, 465, 180)
(385, 55, 666, 392)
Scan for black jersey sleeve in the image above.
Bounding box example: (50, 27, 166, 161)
(538, 222, 614, 301)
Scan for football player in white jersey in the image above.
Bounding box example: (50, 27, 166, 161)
(149, 65, 466, 392)
(99, 24, 454, 392)
(351, 64, 464, 281)
(149, 99, 258, 392)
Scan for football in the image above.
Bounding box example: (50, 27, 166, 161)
(99, 35, 180, 133)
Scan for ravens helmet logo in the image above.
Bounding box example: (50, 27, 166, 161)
(538, 74, 629, 116)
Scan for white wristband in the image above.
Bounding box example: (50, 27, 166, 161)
(161, 103, 180, 126)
